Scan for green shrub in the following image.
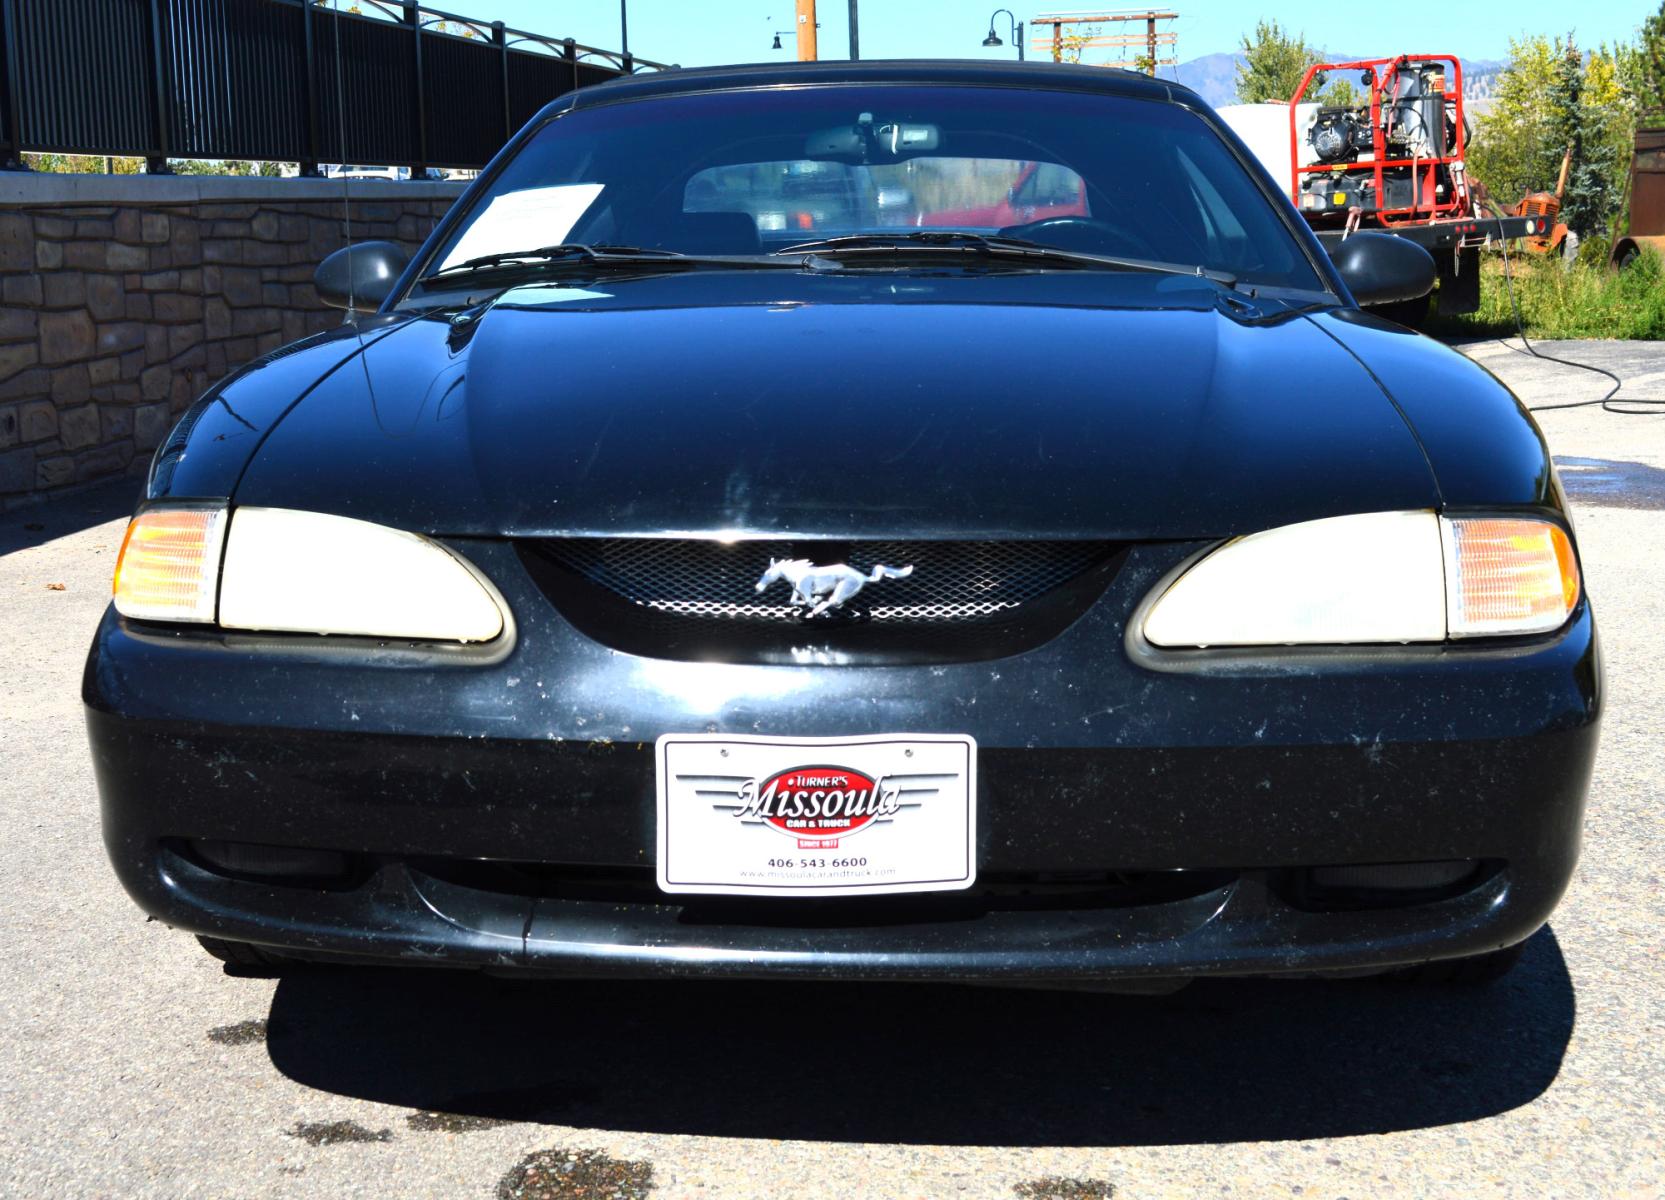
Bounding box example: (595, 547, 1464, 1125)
(1426, 247, 1665, 340)
(1574, 235, 1613, 268)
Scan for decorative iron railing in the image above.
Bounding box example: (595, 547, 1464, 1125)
(0, 0, 672, 172)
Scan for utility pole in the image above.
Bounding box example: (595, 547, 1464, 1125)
(795, 0, 817, 61)
(848, 0, 859, 60)
(1032, 10, 1176, 74)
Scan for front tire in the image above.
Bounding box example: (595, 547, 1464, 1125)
(1386, 942, 1525, 985)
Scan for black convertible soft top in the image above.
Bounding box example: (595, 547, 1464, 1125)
(560, 58, 1201, 112)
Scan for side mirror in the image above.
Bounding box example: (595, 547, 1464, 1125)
(1327, 233, 1437, 307)
(314, 241, 410, 312)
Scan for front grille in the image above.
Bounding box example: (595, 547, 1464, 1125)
(545, 539, 1110, 622)
(519, 538, 1125, 665)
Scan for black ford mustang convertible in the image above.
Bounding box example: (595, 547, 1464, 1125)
(86, 61, 1600, 988)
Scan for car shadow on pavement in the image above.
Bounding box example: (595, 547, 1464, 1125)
(263, 926, 1574, 1147)
(0, 477, 135, 557)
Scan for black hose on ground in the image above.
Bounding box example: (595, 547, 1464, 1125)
(1486, 214, 1659, 415)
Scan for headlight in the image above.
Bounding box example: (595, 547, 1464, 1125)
(220, 507, 503, 641)
(1143, 511, 1579, 648)
(114, 504, 503, 642)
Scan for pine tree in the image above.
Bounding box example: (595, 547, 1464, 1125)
(1551, 38, 1593, 234)
(1552, 39, 1633, 239)
(1636, 2, 1665, 118)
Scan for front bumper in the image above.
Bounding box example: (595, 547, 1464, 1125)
(85, 540, 1602, 982)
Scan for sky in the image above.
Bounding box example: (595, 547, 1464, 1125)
(453, 1, 1652, 70)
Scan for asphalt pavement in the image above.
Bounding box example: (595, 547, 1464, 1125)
(1, 338, 1661, 1199)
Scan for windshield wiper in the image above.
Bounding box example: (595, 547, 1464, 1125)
(776, 231, 1241, 290)
(780, 231, 1032, 254)
(420, 244, 807, 285)
(422, 243, 697, 280)
(422, 234, 1244, 292)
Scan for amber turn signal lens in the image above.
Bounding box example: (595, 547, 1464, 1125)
(112, 506, 227, 623)
(1443, 517, 1579, 637)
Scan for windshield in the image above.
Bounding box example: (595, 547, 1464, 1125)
(416, 84, 1326, 295)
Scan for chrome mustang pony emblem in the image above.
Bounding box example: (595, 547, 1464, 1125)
(755, 558, 915, 617)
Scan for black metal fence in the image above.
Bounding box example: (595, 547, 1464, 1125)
(0, 0, 672, 173)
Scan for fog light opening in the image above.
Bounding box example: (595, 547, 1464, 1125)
(189, 839, 352, 883)
(1295, 859, 1487, 911)
(1309, 860, 1478, 891)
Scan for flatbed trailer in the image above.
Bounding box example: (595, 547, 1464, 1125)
(1309, 217, 1538, 254)
(1219, 54, 1546, 323)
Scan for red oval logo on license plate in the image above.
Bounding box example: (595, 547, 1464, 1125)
(756, 766, 883, 840)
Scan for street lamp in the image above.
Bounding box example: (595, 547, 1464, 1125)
(770, 30, 792, 49)
(982, 9, 1023, 61)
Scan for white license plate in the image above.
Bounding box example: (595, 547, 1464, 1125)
(656, 733, 977, 897)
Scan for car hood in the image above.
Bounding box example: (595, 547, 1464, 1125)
(234, 273, 1439, 540)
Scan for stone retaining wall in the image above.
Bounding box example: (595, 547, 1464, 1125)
(0, 175, 465, 505)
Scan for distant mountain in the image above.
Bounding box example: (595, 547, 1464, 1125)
(1165, 52, 1241, 107)
(1461, 62, 1509, 101)
(1164, 52, 1507, 108)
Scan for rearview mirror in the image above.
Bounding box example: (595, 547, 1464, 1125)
(314, 241, 409, 312)
(1327, 233, 1436, 307)
(873, 122, 940, 153)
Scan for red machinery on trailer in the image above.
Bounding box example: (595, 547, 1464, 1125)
(1264, 54, 1542, 324)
